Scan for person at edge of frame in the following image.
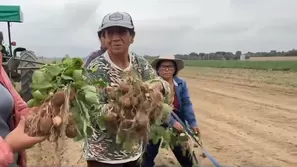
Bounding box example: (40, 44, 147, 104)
(83, 29, 107, 68)
(0, 31, 10, 63)
(0, 52, 63, 167)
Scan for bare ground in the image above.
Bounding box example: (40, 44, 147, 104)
(26, 67, 297, 167)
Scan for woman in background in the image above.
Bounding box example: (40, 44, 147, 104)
(142, 55, 200, 167)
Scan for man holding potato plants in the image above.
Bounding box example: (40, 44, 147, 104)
(83, 12, 173, 167)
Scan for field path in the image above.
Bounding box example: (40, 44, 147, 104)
(26, 68, 297, 167)
(184, 76, 297, 167)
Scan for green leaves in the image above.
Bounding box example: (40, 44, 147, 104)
(85, 92, 99, 104)
(90, 78, 108, 87)
(31, 69, 53, 91)
(26, 56, 190, 152)
(26, 57, 107, 143)
(46, 64, 63, 76)
(149, 122, 192, 150)
(30, 82, 53, 90)
(81, 85, 97, 93)
(32, 90, 46, 100)
(150, 125, 167, 145)
(80, 85, 99, 104)
(61, 75, 74, 81)
(27, 99, 37, 108)
(72, 58, 84, 69)
(70, 98, 93, 140)
(62, 57, 73, 66)
(161, 103, 172, 121)
(73, 70, 83, 81)
(32, 70, 46, 83)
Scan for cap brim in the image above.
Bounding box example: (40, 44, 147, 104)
(100, 23, 134, 31)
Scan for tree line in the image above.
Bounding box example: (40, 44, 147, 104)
(144, 49, 297, 60)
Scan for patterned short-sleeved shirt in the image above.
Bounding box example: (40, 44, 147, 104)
(83, 51, 172, 164)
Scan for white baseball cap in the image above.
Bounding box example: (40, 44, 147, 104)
(98, 12, 134, 33)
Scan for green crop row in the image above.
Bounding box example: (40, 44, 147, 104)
(183, 60, 297, 71)
(147, 59, 297, 71)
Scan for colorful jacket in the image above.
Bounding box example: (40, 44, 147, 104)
(0, 53, 30, 167)
(83, 51, 172, 164)
(169, 76, 198, 128)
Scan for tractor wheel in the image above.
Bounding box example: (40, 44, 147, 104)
(19, 51, 38, 102)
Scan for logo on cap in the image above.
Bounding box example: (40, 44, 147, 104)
(109, 12, 124, 21)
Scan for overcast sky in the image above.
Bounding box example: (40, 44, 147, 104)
(0, 0, 296, 58)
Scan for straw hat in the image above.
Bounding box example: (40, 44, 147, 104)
(151, 55, 184, 72)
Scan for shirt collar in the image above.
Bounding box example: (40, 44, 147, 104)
(173, 79, 178, 86)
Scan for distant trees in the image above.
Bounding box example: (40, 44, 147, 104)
(64, 54, 70, 58)
(145, 49, 297, 60)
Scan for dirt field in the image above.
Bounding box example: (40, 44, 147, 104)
(249, 56, 297, 61)
(26, 67, 297, 167)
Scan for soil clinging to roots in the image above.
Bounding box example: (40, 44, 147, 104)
(103, 74, 171, 148)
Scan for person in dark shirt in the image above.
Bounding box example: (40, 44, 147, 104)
(0, 31, 10, 59)
(0, 44, 8, 56)
(83, 29, 107, 68)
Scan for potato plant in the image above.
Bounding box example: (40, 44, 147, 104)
(24, 58, 178, 151)
(25, 58, 105, 142)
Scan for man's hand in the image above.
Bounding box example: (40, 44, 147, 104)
(173, 122, 184, 133)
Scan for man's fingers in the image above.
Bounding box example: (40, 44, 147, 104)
(178, 124, 183, 129)
(177, 125, 184, 132)
(180, 127, 184, 132)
